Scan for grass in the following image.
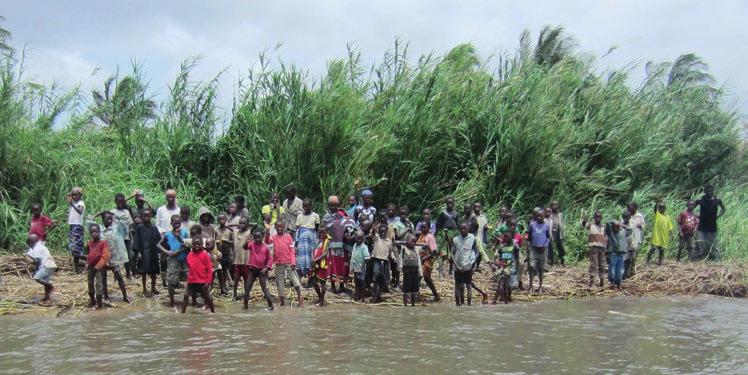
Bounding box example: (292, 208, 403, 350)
(0, 26, 745, 260)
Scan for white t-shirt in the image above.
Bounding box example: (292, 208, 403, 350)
(67, 200, 85, 225)
(156, 205, 181, 233)
(27, 242, 57, 269)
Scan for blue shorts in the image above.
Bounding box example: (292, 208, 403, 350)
(34, 267, 54, 284)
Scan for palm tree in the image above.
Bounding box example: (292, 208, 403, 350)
(667, 53, 715, 88)
(0, 16, 13, 54)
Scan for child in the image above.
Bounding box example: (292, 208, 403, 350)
(85, 223, 110, 310)
(473, 202, 489, 247)
(226, 203, 241, 228)
(110, 193, 135, 279)
(232, 217, 253, 300)
(261, 192, 285, 233)
(548, 201, 566, 266)
(543, 209, 555, 267)
(295, 199, 320, 280)
(197, 207, 216, 242)
(625, 202, 645, 277)
(527, 209, 550, 294)
(235, 195, 250, 219)
(266, 221, 303, 307)
(244, 230, 274, 310)
(133, 209, 162, 297)
(67, 187, 86, 273)
(415, 208, 436, 234)
(400, 234, 422, 306)
(283, 185, 304, 237)
(311, 228, 330, 306)
(158, 215, 189, 307)
(391, 206, 414, 290)
(370, 225, 393, 303)
(349, 230, 370, 302)
(180, 205, 195, 233)
(100, 212, 131, 303)
(436, 196, 459, 275)
(452, 223, 478, 306)
(26, 234, 56, 303)
(205, 237, 225, 294)
(182, 235, 215, 313)
(491, 221, 522, 303)
(357, 189, 377, 224)
(583, 211, 607, 288)
(29, 203, 56, 242)
(215, 214, 233, 295)
(676, 200, 699, 262)
(646, 199, 673, 266)
(606, 220, 631, 289)
(155, 189, 180, 233)
(416, 222, 440, 302)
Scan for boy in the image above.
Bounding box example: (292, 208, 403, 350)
(415, 208, 436, 234)
(226, 203, 241, 228)
(491, 221, 522, 303)
(349, 230, 370, 302)
(548, 201, 566, 266)
(232, 217, 253, 300)
(583, 211, 607, 288)
(85, 224, 110, 310)
(111, 193, 135, 279)
(452, 223, 478, 306)
(435, 196, 459, 275)
(133, 209, 162, 297)
(606, 220, 631, 289)
(158, 215, 189, 307)
(677, 200, 699, 261)
(473, 202, 489, 247)
(694, 184, 726, 261)
(182, 235, 215, 313)
(26, 234, 56, 303)
(283, 185, 304, 236)
(235, 195, 250, 219)
(416, 222, 440, 302)
(370, 225, 394, 303)
(261, 192, 285, 231)
(205, 237, 225, 294)
(100, 212, 131, 303)
(245, 230, 274, 310)
(29, 203, 56, 242)
(625, 202, 645, 277)
(400, 234, 422, 306)
(180, 205, 195, 233)
(67, 187, 86, 273)
(215, 213, 234, 295)
(646, 199, 673, 266)
(311, 228, 330, 306)
(391, 206, 414, 290)
(527, 209, 550, 293)
(266, 221, 303, 307)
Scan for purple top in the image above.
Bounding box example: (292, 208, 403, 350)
(528, 221, 550, 248)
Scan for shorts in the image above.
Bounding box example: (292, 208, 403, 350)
(234, 264, 250, 279)
(402, 266, 420, 293)
(530, 246, 546, 273)
(166, 258, 188, 286)
(33, 267, 54, 284)
(454, 270, 473, 285)
(188, 283, 206, 295)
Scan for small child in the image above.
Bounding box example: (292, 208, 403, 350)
(414, 208, 436, 234)
(400, 234, 422, 306)
(452, 223, 479, 306)
(311, 228, 330, 306)
(676, 200, 699, 262)
(111, 193, 135, 279)
(215, 214, 234, 295)
(244, 230, 274, 310)
(266, 221, 303, 307)
(527, 209, 550, 294)
(180, 205, 195, 233)
(415, 222, 440, 302)
(261, 192, 285, 234)
(67, 187, 86, 273)
(606, 220, 631, 289)
(491, 221, 522, 303)
(26, 234, 56, 303)
(182, 235, 215, 313)
(583, 211, 607, 288)
(85, 223, 110, 310)
(226, 203, 241, 228)
(232, 217, 253, 300)
(647, 199, 673, 266)
(159, 215, 189, 307)
(294, 199, 320, 281)
(349, 230, 370, 302)
(29, 203, 56, 243)
(436, 196, 459, 275)
(133, 209, 162, 297)
(205, 237, 225, 294)
(100, 212, 131, 303)
(370, 225, 394, 303)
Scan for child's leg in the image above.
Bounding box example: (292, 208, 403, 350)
(151, 273, 160, 294)
(113, 266, 131, 303)
(102, 268, 109, 300)
(258, 272, 274, 309)
(202, 284, 215, 313)
(141, 273, 148, 295)
(181, 288, 190, 313)
(232, 267, 241, 300)
(646, 246, 656, 264)
(312, 277, 322, 303)
(275, 265, 287, 306)
(424, 276, 439, 301)
(87, 267, 96, 306)
(402, 293, 408, 306)
(244, 272, 256, 309)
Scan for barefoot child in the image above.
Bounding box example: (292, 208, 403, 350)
(646, 199, 673, 266)
(295, 199, 320, 282)
(583, 211, 607, 288)
(215, 214, 234, 295)
(232, 217, 253, 300)
(606, 220, 631, 289)
(205, 237, 225, 294)
(244, 230, 274, 310)
(676, 200, 699, 261)
(100, 212, 132, 303)
(452, 223, 478, 306)
(349, 230, 370, 302)
(111, 193, 135, 279)
(311, 228, 330, 306)
(436, 196, 459, 276)
(370, 225, 394, 303)
(67, 187, 86, 273)
(182, 235, 215, 313)
(26, 234, 56, 303)
(85, 224, 110, 310)
(158, 215, 189, 307)
(266, 221, 303, 307)
(416, 222, 440, 302)
(29, 203, 56, 243)
(399, 234, 422, 306)
(527, 209, 550, 293)
(133, 209, 162, 297)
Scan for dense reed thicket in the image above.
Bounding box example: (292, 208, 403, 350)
(0, 25, 745, 259)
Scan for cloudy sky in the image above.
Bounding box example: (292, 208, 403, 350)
(4, 1, 747, 120)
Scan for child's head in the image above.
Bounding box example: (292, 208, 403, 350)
(27, 233, 39, 247)
(704, 184, 715, 198)
(421, 208, 431, 222)
(445, 196, 455, 210)
(302, 199, 312, 214)
(627, 202, 638, 214)
(499, 205, 508, 219)
(318, 227, 328, 239)
(70, 187, 83, 201)
(360, 219, 372, 234)
(89, 223, 101, 241)
(165, 189, 177, 206)
(355, 230, 365, 244)
(189, 225, 202, 238)
(686, 200, 696, 211)
(30, 203, 41, 217)
(404, 234, 416, 249)
(142, 208, 153, 224)
(377, 224, 388, 238)
(533, 208, 543, 221)
(285, 185, 297, 200)
(204, 237, 215, 251)
(386, 203, 397, 217)
(611, 220, 621, 233)
(420, 221, 431, 235)
(622, 210, 631, 224)
(399, 206, 409, 220)
(115, 193, 127, 209)
(593, 211, 603, 224)
(473, 202, 482, 214)
(377, 210, 388, 224)
(238, 217, 249, 231)
(348, 195, 357, 207)
(235, 195, 246, 209)
(192, 235, 204, 252)
(459, 222, 469, 237)
(462, 203, 472, 216)
(133, 189, 145, 205)
(270, 192, 280, 205)
(199, 210, 213, 225)
(274, 220, 284, 234)
(227, 203, 237, 215)
(180, 205, 191, 222)
(550, 201, 560, 213)
(217, 213, 227, 227)
(170, 215, 182, 231)
(252, 230, 263, 243)
(102, 211, 114, 228)
(657, 202, 667, 214)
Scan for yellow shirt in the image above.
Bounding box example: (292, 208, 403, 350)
(651, 211, 673, 248)
(261, 205, 285, 225)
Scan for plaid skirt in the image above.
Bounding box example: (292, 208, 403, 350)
(68, 224, 84, 256)
(295, 228, 316, 272)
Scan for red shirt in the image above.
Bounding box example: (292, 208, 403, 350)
(187, 249, 213, 284)
(677, 210, 699, 236)
(247, 241, 273, 270)
(87, 240, 110, 270)
(266, 233, 295, 266)
(29, 215, 53, 241)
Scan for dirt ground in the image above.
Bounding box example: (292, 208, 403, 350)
(1, 254, 745, 316)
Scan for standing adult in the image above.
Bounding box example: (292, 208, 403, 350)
(282, 185, 303, 236)
(155, 189, 180, 234)
(356, 189, 377, 225)
(322, 195, 355, 294)
(694, 184, 726, 261)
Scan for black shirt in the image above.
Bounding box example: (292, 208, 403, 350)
(696, 196, 722, 233)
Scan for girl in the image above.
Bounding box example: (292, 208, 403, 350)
(158, 215, 189, 307)
(400, 234, 422, 306)
(294, 199, 320, 282)
(349, 230, 369, 302)
(100, 212, 131, 303)
(311, 228, 329, 306)
(215, 214, 233, 295)
(134, 209, 162, 297)
(182, 235, 215, 313)
(244, 230, 274, 310)
(416, 222, 440, 302)
(85, 223, 110, 310)
(67, 187, 85, 273)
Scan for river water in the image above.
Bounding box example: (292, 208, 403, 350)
(0, 296, 745, 374)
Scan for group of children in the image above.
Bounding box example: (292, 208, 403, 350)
(23, 184, 725, 311)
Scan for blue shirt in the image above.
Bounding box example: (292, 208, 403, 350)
(164, 228, 189, 262)
(529, 221, 550, 248)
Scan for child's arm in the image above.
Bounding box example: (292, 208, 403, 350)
(157, 237, 173, 256)
(95, 246, 110, 270)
